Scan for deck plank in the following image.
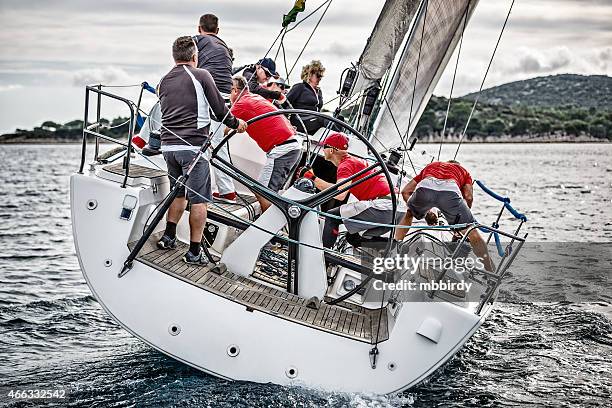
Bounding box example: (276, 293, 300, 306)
(130, 234, 389, 344)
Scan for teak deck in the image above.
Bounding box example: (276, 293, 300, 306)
(103, 162, 167, 179)
(130, 236, 388, 344)
(108, 162, 388, 343)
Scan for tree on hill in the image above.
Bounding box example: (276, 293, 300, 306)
(564, 119, 589, 136)
(484, 119, 506, 136)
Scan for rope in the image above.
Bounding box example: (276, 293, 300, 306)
(104, 118, 131, 130)
(403, 0, 429, 148)
(99, 84, 143, 88)
(322, 93, 342, 107)
(287, 0, 333, 77)
(129, 127, 472, 233)
(437, 0, 471, 161)
(382, 95, 416, 175)
(286, 0, 332, 33)
(263, 27, 287, 64)
(453, 0, 515, 160)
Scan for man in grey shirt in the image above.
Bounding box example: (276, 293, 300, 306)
(193, 13, 238, 200)
(156, 36, 247, 265)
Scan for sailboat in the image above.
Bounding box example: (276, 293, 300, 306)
(70, 0, 527, 394)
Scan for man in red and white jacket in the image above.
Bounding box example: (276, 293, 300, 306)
(303, 132, 406, 248)
(395, 160, 494, 271)
(228, 75, 302, 211)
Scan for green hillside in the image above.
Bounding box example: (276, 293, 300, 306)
(414, 74, 612, 141)
(462, 74, 612, 110)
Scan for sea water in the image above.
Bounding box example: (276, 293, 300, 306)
(0, 143, 610, 407)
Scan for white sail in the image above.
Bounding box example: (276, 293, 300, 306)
(354, 0, 421, 91)
(371, 0, 480, 151)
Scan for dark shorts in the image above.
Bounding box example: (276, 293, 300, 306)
(163, 150, 211, 204)
(258, 144, 301, 192)
(407, 187, 475, 225)
(340, 199, 407, 235)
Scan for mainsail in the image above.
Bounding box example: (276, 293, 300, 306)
(367, 0, 480, 151)
(355, 0, 421, 90)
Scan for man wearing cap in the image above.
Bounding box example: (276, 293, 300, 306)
(229, 75, 302, 212)
(242, 58, 286, 103)
(265, 77, 291, 108)
(193, 13, 238, 201)
(302, 132, 406, 248)
(394, 160, 495, 271)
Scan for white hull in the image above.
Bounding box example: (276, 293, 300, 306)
(71, 154, 494, 394)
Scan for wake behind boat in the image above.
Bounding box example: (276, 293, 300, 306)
(70, 0, 528, 394)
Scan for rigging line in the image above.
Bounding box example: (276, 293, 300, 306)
(104, 117, 132, 129)
(263, 27, 287, 63)
(403, 0, 429, 147)
(274, 27, 287, 61)
(287, 0, 334, 77)
(372, 287, 386, 351)
(322, 93, 341, 107)
(437, 0, 471, 161)
(382, 95, 416, 175)
(387, 0, 431, 243)
(286, 0, 332, 33)
(453, 0, 515, 161)
(130, 133, 468, 232)
(99, 84, 143, 88)
(281, 40, 289, 80)
(304, 122, 333, 169)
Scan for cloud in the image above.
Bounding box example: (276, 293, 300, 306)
(509, 47, 572, 74)
(325, 42, 360, 58)
(71, 66, 133, 86)
(0, 84, 23, 92)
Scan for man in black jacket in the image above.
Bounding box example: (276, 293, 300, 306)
(193, 13, 238, 200)
(156, 36, 247, 265)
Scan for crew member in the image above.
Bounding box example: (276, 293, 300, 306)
(394, 160, 495, 271)
(242, 58, 286, 103)
(302, 132, 405, 248)
(228, 75, 301, 212)
(156, 36, 247, 265)
(194, 13, 238, 201)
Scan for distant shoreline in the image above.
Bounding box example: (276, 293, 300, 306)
(0, 139, 609, 146)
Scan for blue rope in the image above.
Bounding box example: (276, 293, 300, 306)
(476, 180, 527, 222)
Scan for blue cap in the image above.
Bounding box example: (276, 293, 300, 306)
(257, 57, 278, 77)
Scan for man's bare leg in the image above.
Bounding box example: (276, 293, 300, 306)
(189, 203, 207, 243)
(255, 192, 271, 213)
(466, 228, 495, 272)
(394, 210, 414, 241)
(167, 196, 187, 224)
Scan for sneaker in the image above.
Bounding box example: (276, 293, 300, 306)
(213, 192, 237, 202)
(157, 234, 176, 250)
(183, 247, 209, 266)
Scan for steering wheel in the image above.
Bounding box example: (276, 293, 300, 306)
(210, 109, 398, 296)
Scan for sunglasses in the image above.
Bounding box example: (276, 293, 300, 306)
(315, 73, 323, 79)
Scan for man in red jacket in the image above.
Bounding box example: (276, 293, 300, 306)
(228, 75, 302, 211)
(395, 160, 494, 271)
(303, 132, 406, 248)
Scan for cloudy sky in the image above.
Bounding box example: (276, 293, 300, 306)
(0, 0, 610, 133)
